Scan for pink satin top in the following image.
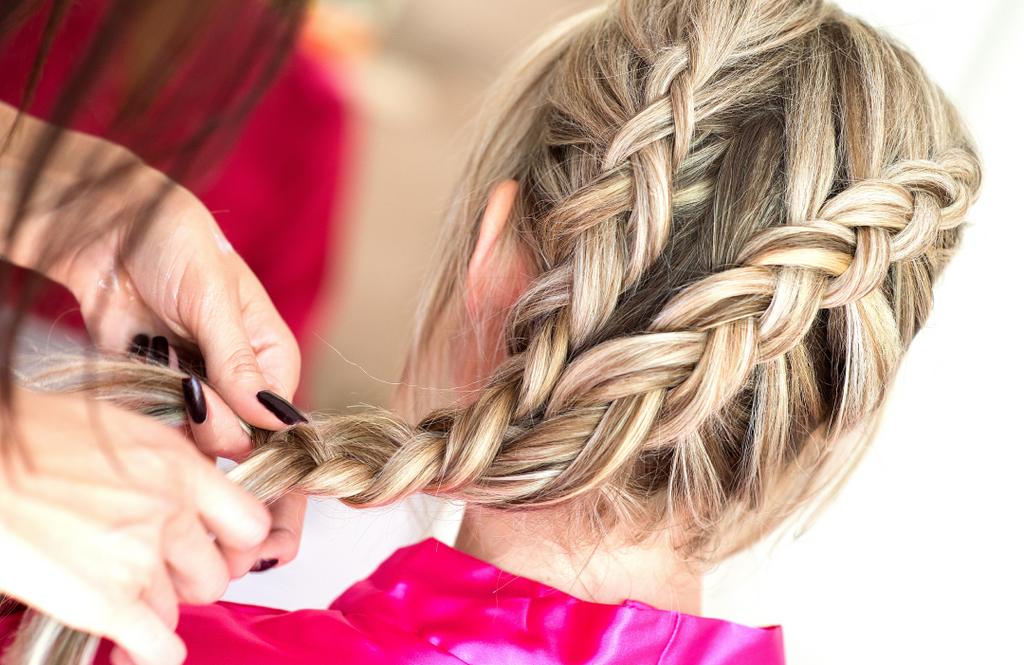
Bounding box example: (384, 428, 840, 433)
(0, 539, 784, 664)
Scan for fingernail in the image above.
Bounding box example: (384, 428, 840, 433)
(129, 334, 150, 358)
(182, 377, 208, 424)
(148, 336, 170, 366)
(250, 559, 279, 573)
(257, 390, 307, 426)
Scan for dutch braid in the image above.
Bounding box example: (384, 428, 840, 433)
(50, 0, 984, 559)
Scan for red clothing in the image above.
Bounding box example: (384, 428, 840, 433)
(0, 539, 785, 664)
(195, 50, 348, 345)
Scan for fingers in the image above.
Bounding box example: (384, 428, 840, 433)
(164, 517, 230, 605)
(130, 339, 253, 460)
(53, 177, 301, 431)
(105, 562, 185, 665)
(129, 333, 150, 358)
(104, 596, 186, 665)
(239, 288, 302, 400)
(191, 457, 271, 578)
(125, 336, 251, 460)
(127, 334, 180, 372)
(139, 561, 180, 631)
(181, 376, 253, 460)
(10, 389, 252, 665)
(187, 277, 301, 431)
(255, 493, 307, 569)
(123, 326, 302, 582)
(179, 373, 304, 577)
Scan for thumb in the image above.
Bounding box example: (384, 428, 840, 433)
(189, 286, 301, 431)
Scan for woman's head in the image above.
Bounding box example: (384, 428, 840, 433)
(401, 0, 981, 556)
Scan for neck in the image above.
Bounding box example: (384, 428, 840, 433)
(455, 505, 703, 616)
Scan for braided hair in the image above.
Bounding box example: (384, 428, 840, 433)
(399, 0, 980, 553)
(43, 0, 984, 570)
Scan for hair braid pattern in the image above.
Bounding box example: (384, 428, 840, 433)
(42, 0, 980, 557)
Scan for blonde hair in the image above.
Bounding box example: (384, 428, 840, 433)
(401, 0, 980, 553)
(8, 0, 981, 662)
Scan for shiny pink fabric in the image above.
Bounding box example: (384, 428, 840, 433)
(0, 539, 784, 664)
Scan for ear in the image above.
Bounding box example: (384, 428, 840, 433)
(468, 179, 519, 285)
(458, 180, 521, 393)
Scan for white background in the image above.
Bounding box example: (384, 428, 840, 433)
(224, 1, 1024, 663)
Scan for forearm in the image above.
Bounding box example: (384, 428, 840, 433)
(0, 99, 149, 277)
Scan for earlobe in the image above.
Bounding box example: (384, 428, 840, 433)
(468, 180, 519, 284)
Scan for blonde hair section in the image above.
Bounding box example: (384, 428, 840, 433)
(401, 0, 981, 555)
(4, 0, 982, 662)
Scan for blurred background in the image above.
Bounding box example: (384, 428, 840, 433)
(218, 0, 1024, 663)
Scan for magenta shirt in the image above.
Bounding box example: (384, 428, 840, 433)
(0, 539, 784, 664)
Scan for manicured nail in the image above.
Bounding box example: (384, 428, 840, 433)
(250, 559, 279, 573)
(176, 352, 207, 381)
(129, 334, 150, 358)
(148, 336, 169, 366)
(256, 390, 307, 426)
(181, 377, 208, 424)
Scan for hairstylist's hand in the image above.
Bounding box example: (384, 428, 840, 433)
(0, 388, 272, 665)
(53, 174, 302, 432)
(49, 171, 308, 569)
(0, 102, 301, 431)
(0, 105, 305, 567)
(180, 381, 307, 570)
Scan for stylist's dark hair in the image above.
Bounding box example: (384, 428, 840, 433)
(0, 0, 306, 423)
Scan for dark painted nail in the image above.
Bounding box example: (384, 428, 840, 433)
(250, 559, 279, 573)
(182, 377, 208, 425)
(257, 390, 307, 426)
(129, 334, 150, 358)
(148, 336, 169, 366)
